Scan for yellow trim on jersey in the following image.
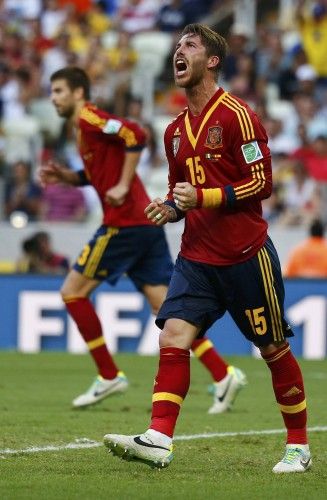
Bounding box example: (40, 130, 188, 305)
(184, 92, 227, 149)
(87, 336, 105, 350)
(193, 339, 213, 358)
(265, 345, 290, 364)
(152, 392, 184, 406)
(84, 227, 119, 278)
(279, 399, 307, 414)
(202, 188, 223, 208)
(234, 164, 261, 196)
(234, 163, 266, 199)
(258, 248, 283, 342)
(221, 94, 255, 141)
(118, 125, 138, 147)
(80, 107, 106, 129)
(222, 99, 247, 141)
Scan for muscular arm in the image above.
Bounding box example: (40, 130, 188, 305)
(104, 118, 146, 206)
(105, 150, 141, 206)
(79, 107, 146, 207)
(39, 162, 83, 187)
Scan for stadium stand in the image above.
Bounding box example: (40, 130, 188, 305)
(0, 0, 326, 269)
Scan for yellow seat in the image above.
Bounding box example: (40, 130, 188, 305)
(0, 260, 16, 273)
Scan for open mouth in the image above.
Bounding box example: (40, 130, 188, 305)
(175, 59, 187, 77)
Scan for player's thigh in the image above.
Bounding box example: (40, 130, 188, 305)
(72, 225, 134, 285)
(226, 239, 293, 346)
(142, 283, 168, 315)
(156, 256, 225, 336)
(129, 225, 173, 291)
(61, 269, 100, 298)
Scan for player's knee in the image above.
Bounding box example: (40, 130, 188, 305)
(159, 322, 191, 349)
(258, 341, 288, 357)
(60, 287, 72, 302)
(60, 270, 85, 300)
(60, 281, 80, 301)
(159, 330, 179, 348)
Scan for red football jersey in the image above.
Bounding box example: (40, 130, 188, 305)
(77, 103, 152, 227)
(164, 88, 273, 265)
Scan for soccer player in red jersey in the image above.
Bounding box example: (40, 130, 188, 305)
(104, 24, 311, 473)
(39, 66, 245, 411)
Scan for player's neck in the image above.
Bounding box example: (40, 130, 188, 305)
(186, 82, 219, 116)
(72, 100, 86, 127)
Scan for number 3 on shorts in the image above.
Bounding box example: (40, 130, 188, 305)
(245, 307, 267, 336)
(77, 244, 91, 266)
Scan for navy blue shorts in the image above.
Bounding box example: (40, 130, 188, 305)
(73, 225, 173, 291)
(156, 237, 293, 346)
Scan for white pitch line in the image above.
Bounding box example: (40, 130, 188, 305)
(0, 439, 102, 457)
(1, 426, 326, 457)
(174, 426, 327, 441)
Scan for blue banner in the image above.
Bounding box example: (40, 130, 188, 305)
(0, 275, 326, 358)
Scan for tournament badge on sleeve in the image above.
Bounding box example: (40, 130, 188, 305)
(241, 141, 263, 164)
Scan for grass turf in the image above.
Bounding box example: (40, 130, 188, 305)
(0, 352, 326, 499)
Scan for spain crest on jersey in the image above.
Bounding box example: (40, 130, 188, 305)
(205, 125, 223, 149)
(172, 136, 180, 156)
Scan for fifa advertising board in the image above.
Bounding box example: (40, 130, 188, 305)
(0, 275, 326, 359)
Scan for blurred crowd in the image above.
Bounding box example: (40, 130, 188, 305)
(0, 0, 326, 230)
(16, 229, 70, 274)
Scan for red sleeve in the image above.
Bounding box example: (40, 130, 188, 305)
(164, 124, 185, 202)
(223, 105, 272, 208)
(79, 105, 146, 151)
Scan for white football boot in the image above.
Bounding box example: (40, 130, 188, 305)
(104, 429, 173, 469)
(208, 366, 247, 414)
(273, 444, 312, 473)
(72, 372, 128, 408)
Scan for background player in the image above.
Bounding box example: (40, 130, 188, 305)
(104, 24, 311, 474)
(39, 66, 246, 412)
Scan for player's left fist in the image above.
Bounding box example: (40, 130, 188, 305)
(145, 198, 176, 225)
(105, 184, 129, 206)
(173, 182, 197, 211)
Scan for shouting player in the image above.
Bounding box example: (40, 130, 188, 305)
(39, 66, 246, 412)
(104, 24, 311, 474)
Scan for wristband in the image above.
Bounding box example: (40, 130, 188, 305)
(163, 200, 185, 222)
(76, 170, 90, 186)
(201, 188, 223, 208)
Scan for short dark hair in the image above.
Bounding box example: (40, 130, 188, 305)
(181, 23, 228, 75)
(310, 219, 325, 237)
(50, 67, 90, 100)
(23, 232, 49, 254)
(23, 237, 39, 254)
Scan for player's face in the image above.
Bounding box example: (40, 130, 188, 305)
(50, 79, 76, 118)
(173, 33, 208, 88)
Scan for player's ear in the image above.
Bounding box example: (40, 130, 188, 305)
(74, 86, 85, 101)
(207, 56, 219, 70)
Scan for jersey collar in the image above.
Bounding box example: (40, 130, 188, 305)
(185, 88, 227, 150)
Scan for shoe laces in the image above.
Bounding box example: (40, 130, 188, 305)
(281, 447, 303, 464)
(143, 432, 174, 453)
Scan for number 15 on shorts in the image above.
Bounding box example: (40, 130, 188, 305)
(245, 307, 267, 336)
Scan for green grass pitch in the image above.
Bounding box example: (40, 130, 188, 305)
(0, 352, 326, 499)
